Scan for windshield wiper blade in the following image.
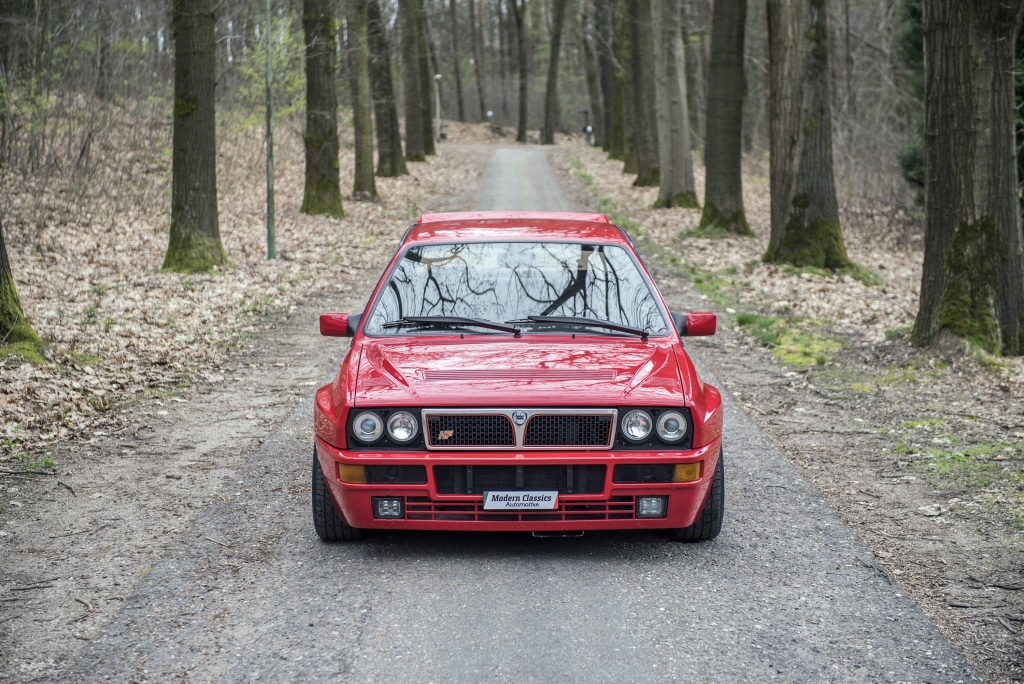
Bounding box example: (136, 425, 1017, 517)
(382, 316, 521, 336)
(507, 315, 649, 340)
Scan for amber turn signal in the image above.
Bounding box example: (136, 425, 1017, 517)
(673, 462, 701, 483)
(338, 464, 367, 484)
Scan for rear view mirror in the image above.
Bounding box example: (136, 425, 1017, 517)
(671, 311, 716, 337)
(320, 313, 361, 337)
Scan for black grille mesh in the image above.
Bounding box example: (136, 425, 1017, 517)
(427, 415, 514, 447)
(434, 465, 606, 494)
(524, 415, 612, 446)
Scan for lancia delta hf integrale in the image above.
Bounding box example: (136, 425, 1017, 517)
(312, 212, 723, 541)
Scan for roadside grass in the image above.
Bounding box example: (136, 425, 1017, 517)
(736, 312, 843, 369)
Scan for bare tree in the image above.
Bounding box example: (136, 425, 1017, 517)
(543, 0, 568, 144)
(164, 0, 227, 271)
(448, 0, 465, 122)
(470, 0, 487, 121)
(912, 0, 1024, 355)
(631, 0, 659, 186)
(415, 1, 436, 155)
(581, 1, 605, 147)
(367, 0, 408, 177)
(400, 0, 426, 161)
(0, 215, 42, 360)
(346, 0, 377, 200)
(301, 0, 344, 217)
(653, 0, 697, 207)
(508, 0, 529, 142)
(595, 0, 614, 152)
(763, 0, 849, 269)
(699, 0, 750, 233)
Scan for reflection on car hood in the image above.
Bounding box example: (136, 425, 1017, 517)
(352, 337, 688, 406)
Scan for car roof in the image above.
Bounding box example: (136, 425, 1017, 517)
(405, 211, 632, 245)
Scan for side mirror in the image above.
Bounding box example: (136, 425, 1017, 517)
(671, 311, 716, 337)
(320, 313, 362, 337)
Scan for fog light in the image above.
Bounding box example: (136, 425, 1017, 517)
(373, 497, 405, 519)
(673, 462, 701, 482)
(338, 464, 366, 484)
(636, 496, 668, 518)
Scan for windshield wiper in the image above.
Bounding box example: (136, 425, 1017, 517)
(506, 315, 649, 340)
(382, 316, 522, 336)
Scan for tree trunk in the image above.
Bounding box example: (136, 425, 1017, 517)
(763, 0, 849, 269)
(300, 0, 344, 217)
(653, 0, 697, 207)
(0, 215, 43, 360)
(367, 0, 408, 177)
(499, 2, 509, 121)
(912, 0, 1024, 355)
(449, 0, 465, 122)
(630, 0, 659, 186)
(415, 1, 436, 155)
(581, 0, 605, 147)
(346, 0, 377, 200)
(595, 0, 614, 152)
(543, 0, 567, 145)
(164, 0, 227, 271)
(470, 0, 487, 121)
(509, 0, 529, 143)
(612, 1, 635, 169)
(400, 0, 426, 161)
(700, 0, 750, 234)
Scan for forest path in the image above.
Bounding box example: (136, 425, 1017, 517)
(32, 145, 975, 682)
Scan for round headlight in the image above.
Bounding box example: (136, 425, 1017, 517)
(387, 411, 419, 443)
(352, 411, 383, 443)
(621, 409, 653, 442)
(656, 410, 688, 443)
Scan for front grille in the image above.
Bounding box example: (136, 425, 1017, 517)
(426, 415, 514, 447)
(434, 464, 606, 495)
(525, 415, 612, 447)
(405, 496, 634, 522)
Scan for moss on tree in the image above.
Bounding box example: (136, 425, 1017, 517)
(698, 199, 753, 236)
(764, 193, 851, 269)
(936, 215, 1003, 354)
(161, 234, 229, 273)
(654, 191, 700, 210)
(0, 269, 44, 364)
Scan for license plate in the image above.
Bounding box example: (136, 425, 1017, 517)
(482, 491, 559, 510)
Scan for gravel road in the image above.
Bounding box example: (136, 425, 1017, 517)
(61, 146, 978, 682)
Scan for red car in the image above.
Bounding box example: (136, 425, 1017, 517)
(313, 212, 723, 541)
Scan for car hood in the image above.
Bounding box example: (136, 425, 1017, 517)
(351, 337, 688, 406)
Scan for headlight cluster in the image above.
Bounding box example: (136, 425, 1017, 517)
(620, 409, 689, 444)
(350, 410, 420, 445)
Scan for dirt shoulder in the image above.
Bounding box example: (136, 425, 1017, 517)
(552, 143, 1024, 683)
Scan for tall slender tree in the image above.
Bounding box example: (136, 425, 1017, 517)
(448, 0, 465, 122)
(400, 0, 426, 161)
(415, 0, 436, 155)
(508, 0, 529, 143)
(346, 0, 377, 200)
(301, 0, 344, 217)
(699, 0, 750, 234)
(653, 0, 697, 207)
(763, 0, 850, 269)
(630, 0, 659, 186)
(0, 216, 43, 361)
(543, 0, 568, 145)
(367, 0, 408, 177)
(581, 0, 605, 147)
(470, 0, 487, 121)
(163, 0, 227, 271)
(595, 0, 614, 153)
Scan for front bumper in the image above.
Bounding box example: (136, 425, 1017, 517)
(314, 437, 722, 532)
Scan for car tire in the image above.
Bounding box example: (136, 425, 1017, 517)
(668, 448, 724, 542)
(312, 446, 363, 541)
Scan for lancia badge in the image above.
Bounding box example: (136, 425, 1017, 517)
(511, 410, 528, 425)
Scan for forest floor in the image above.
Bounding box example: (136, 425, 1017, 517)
(0, 120, 1022, 681)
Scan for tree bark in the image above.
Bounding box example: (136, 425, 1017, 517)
(300, 0, 344, 217)
(653, 0, 697, 207)
(763, 0, 849, 269)
(400, 0, 426, 161)
(543, 0, 568, 144)
(611, 1, 635, 168)
(509, 0, 529, 143)
(367, 0, 408, 177)
(164, 0, 227, 271)
(595, 0, 614, 152)
(346, 0, 377, 200)
(470, 0, 487, 121)
(449, 0, 465, 122)
(581, 0, 606, 147)
(416, 1, 436, 155)
(0, 215, 42, 359)
(700, 0, 750, 234)
(630, 0, 659, 186)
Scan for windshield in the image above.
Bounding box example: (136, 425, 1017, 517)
(364, 241, 669, 336)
